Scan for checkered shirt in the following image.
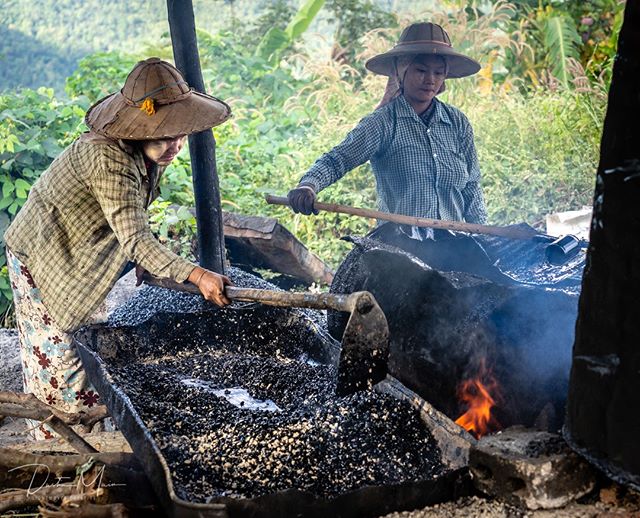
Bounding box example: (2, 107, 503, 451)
(299, 95, 487, 224)
(4, 133, 196, 331)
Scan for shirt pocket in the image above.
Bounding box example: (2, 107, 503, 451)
(432, 141, 469, 189)
(385, 141, 432, 181)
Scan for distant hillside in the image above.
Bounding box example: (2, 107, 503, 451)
(0, 0, 270, 94)
(0, 25, 88, 92)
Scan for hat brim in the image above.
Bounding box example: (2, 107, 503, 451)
(365, 44, 481, 79)
(85, 90, 231, 140)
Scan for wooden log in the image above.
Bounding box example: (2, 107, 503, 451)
(6, 431, 133, 455)
(0, 392, 109, 428)
(0, 447, 157, 513)
(0, 391, 108, 454)
(0, 485, 77, 512)
(40, 502, 130, 518)
(0, 448, 137, 474)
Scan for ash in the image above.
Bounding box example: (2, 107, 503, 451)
(102, 269, 444, 502)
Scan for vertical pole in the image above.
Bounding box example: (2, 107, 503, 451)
(565, 0, 640, 484)
(166, 0, 225, 273)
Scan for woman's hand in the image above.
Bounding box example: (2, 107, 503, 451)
(135, 264, 147, 286)
(188, 267, 233, 306)
(287, 184, 318, 215)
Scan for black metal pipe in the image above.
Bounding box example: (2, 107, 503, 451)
(166, 0, 226, 274)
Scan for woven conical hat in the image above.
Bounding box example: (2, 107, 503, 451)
(365, 23, 481, 79)
(86, 58, 231, 140)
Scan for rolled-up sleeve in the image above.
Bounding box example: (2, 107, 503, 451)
(91, 151, 196, 282)
(299, 113, 388, 192)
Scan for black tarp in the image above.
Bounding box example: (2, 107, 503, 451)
(328, 224, 587, 431)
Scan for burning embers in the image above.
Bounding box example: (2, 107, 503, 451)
(455, 359, 502, 439)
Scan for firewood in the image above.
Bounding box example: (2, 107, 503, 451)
(0, 391, 110, 454)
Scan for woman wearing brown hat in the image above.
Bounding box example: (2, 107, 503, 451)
(287, 22, 487, 226)
(4, 58, 232, 439)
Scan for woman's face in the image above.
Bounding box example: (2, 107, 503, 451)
(142, 135, 187, 165)
(402, 55, 447, 109)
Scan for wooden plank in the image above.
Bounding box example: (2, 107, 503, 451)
(216, 210, 333, 284)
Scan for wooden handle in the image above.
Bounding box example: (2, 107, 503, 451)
(226, 286, 354, 312)
(142, 274, 355, 312)
(265, 194, 538, 240)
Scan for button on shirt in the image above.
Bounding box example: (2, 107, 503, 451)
(299, 95, 487, 224)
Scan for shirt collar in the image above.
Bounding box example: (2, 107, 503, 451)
(396, 95, 451, 125)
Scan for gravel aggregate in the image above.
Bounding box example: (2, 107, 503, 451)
(99, 271, 445, 502)
(0, 328, 21, 393)
(382, 494, 640, 518)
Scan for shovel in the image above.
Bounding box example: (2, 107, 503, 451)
(142, 273, 389, 396)
(265, 194, 539, 240)
(266, 194, 586, 264)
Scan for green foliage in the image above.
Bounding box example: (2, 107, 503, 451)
(256, 28, 292, 64)
(148, 202, 198, 261)
(65, 52, 140, 102)
(256, 0, 326, 63)
(0, 0, 165, 93)
(537, 10, 582, 88)
(459, 88, 603, 224)
(486, 0, 625, 88)
(0, 0, 325, 94)
(0, 87, 86, 223)
(0, 266, 13, 326)
(287, 0, 326, 40)
(0, 87, 86, 323)
(0, 24, 86, 94)
(243, 1, 298, 47)
(324, 0, 397, 71)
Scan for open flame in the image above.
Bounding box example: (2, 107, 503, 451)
(454, 359, 501, 439)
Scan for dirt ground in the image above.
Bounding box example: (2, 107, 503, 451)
(383, 493, 640, 518)
(1, 273, 638, 517)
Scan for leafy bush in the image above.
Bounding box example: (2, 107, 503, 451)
(65, 52, 139, 102)
(0, 87, 87, 321)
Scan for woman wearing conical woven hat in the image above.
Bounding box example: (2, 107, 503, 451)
(287, 22, 487, 227)
(4, 58, 232, 439)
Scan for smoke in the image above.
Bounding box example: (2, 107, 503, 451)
(491, 290, 577, 382)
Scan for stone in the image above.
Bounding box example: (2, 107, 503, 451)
(469, 426, 596, 509)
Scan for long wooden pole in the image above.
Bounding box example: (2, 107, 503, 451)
(265, 194, 539, 240)
(167, 0, 225, 273)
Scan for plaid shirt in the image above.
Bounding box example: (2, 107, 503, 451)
(299, 95, 487, 223)
(4, 133, 196, 331)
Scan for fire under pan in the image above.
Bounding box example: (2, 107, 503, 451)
(74, 282, 472, 518)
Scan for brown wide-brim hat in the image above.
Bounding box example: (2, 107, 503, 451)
(365, 22, 481, 79)
(85, 58, 231, 140)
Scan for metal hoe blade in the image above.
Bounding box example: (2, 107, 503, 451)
(142, 275, 390, 395)
(336, 291, 389, 396)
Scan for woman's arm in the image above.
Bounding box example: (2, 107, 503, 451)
(288, 112, 389, 214)
(298, 112, 389, 193)
(90, 149, 231, 305)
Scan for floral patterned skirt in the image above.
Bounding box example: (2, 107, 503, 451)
(6, 247, 101, 440)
